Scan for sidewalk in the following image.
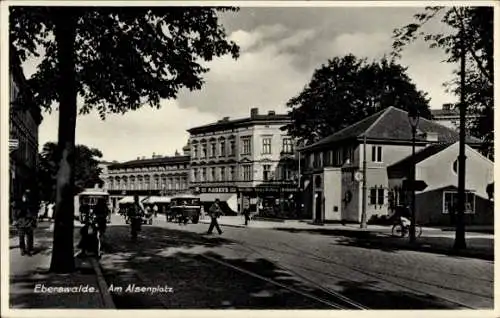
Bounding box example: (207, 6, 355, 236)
(201, 216, 494, 261)
(8, 221, 114, 309)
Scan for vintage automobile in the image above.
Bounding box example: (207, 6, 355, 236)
(169, 194, 202, 224)
(77, 188, 111, 224)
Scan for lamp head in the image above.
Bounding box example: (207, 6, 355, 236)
(407, 110, 420, 129)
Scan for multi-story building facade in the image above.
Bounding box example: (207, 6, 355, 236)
(188, 108, 300, 217)
(106, 153, 190, 209)
(9, 50, 42, 210)
(300, 106, 483, 224)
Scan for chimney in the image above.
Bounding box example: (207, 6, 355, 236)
(175, 149, 180, 156)
(137, 157, 140, 160)
(250, 108, 259, 118)
(222, 116, 230, 121)
(152, 152, 156, 158)
(268, 110, 276, 116)
(426, 132, 439, 142)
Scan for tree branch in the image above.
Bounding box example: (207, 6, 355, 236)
(453, 6, 493, 85)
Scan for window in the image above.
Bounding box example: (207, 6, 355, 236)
(443, 191, 475, 214)
(452, 159, 458, 174)
(201, 144, 207, 158)
(220, 141, 226, 157)
(210, 143, 216, 158)
(377, 188, 384, 205)
(242, 165, 252, 181)
(335, 150, 343, 166)
(262, 137, 272, 154)
(344, 146, 354, 164)
(241, 137, 252, 155)
(229, 166, 235, 181)
(154, 177, 159, 189)
(282, 138, 293, 154)
(229, 140, 236, 156)
(369, 187, 385, 205)
(371, 146, 382, 162)
(193, 145, 198, 159)
(313, 152, 322, 168)
(201, 168, 206, 182)
(211, 167, 216, 181)
(263, 164, 272, 181)
(370, 189, 377, 205)
(220, 167, 225, 181)
(193, 169, 198, 182)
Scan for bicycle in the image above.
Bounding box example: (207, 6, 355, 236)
(391, 222, 423, 238)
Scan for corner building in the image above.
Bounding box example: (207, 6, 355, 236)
(188, 108, 300, 217)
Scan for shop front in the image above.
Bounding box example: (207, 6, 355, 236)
(238, 184, 299, 219)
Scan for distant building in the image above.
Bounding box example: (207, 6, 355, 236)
(106, 153, 190, 209)
(431, 104, 482, 131)
(300, 106, 484, 225)
(9, 50, 42, 207)
(187, 108, 300, 217)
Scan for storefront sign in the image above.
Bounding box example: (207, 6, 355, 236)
(239, 186, 298, 194)
(198, 186, 238, 193)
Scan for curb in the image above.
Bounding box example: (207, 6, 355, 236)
(89, 258, 116, 309)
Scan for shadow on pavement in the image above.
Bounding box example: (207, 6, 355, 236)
(101, 225, 336, 309)
(274, 227, 493, 261)
(336, 280, 459, 309)
(334, 235, 493, 261)
(99, 224, 472, 309)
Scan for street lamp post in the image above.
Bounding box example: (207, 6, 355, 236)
(408, 111, 420, 243)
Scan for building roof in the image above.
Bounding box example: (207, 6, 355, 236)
(108, 155, 190, 169)
(188, 113, 291, 134)
(387, 143, 453, 175)
(301, 106, 481, 152)
(431, 108, 459, 118)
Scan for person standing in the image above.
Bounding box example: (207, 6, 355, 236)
(207, 199, 223, 235)
(129, 195, 145, 241)
(243, 208, 251, 226)
(153, 204, 159, 218)
(14, 189, 37, 256)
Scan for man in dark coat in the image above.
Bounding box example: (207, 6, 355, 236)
(207, 199, 223, 235)
(14, 189, 37, 256)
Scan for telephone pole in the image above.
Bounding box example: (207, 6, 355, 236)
(454, 8, 467, 250)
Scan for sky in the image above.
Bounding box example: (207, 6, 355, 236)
(22, 5, 459, 163)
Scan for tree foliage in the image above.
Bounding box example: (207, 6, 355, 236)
(37, 142, 104, 203)
(392, 6, 493, 158)
(283, 55, 431, 145)
(10, 7, 240, 118)
(10, 6, 239, 272)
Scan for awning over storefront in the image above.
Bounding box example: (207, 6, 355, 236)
(118, 196, 147, 204)
(142, 196, 171, 204)
(199, 193, 238, 214)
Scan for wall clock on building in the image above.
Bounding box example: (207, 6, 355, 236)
(354, 171, 363, 182)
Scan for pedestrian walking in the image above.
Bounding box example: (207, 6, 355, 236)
(14, 189, 37, 256)
(153, 204, 159, 218)
(207, 199, 223, 235)
(243, 208, 251, 226)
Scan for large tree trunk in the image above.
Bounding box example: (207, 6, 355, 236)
(49, 9, 78, 273)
